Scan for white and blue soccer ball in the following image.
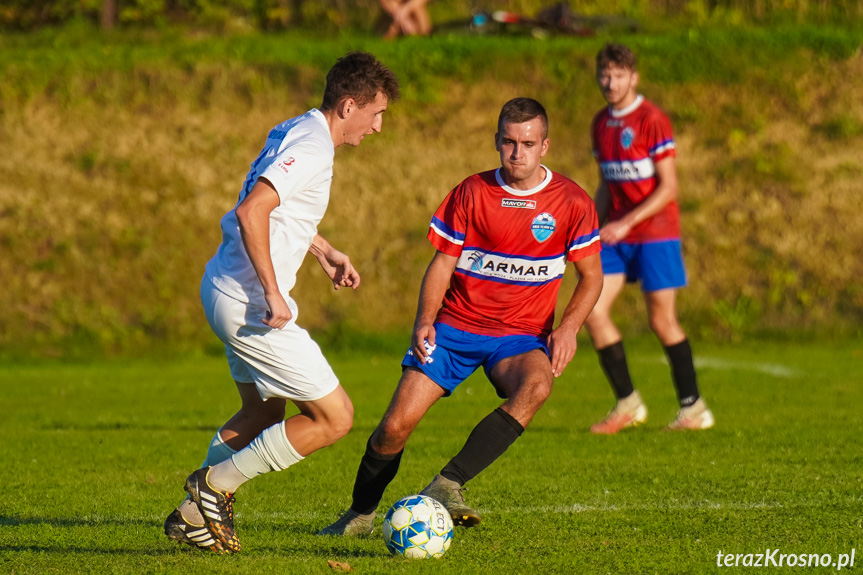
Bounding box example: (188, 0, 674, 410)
(382, 494, 454, 559)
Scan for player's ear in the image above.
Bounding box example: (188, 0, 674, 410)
(540, 138, 549, 157)
(338, 97, 356, 119)
(494, 132, 501, 151)
(631, 71, 640, 88)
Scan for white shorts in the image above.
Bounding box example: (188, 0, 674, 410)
(201, 278, 339, 402)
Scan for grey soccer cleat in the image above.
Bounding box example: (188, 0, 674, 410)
(316, 509, 375, 536)
(420, 474, 482, 527)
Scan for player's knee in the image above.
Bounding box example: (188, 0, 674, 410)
(332, 399, 354, 439)
(322, 409, 352, 443)
(531, 376, 554, 405)
(583, 309, 610, 336)
(333, 415, 353, 441)
(513, 375, 552, 411)
(374, 418, 411, 452)
(648, 313, 678, 338)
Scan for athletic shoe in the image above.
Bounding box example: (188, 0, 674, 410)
(665, 398, 715, 431)
(184, 467, 241, 553)
(315, 509, 375, 536)
(420, 474, 482, 527)
(590, 390, 648, 435)
(164, 508, 229, 554)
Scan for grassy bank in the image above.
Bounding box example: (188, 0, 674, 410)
(1, 26, 862, 357)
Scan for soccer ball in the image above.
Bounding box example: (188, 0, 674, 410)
(382, 494, 454, 559)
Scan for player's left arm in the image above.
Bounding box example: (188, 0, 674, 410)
(309, 234, 360, 291)
(547, 253, 604, 377)
(600, 156, 678, 245)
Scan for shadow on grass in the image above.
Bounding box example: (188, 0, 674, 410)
(0, 515, 161, 528)
(253, 543, 383, 559)
(1, 515, 385, 559)
(0, 544, 187, 556)
(40, 422, 219, 432)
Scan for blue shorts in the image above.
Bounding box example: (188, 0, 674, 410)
(401, 323, 548, 398)
(600, 239, 688, 292)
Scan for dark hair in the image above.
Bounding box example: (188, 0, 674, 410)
(321, 51, 400, 111)
(596, 43, 638, 73)
(497, 97, 548, 139)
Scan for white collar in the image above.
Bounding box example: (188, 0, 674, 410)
(309, 108, 328, 128)
(494, 165, 553, 196)
(610, 94, 644, 118)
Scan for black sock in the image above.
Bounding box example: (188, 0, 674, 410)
(440, 407, 524, 486)
(597, 341, 635, 399)
(350, 437, 403, 515)
(664, 339, 700, 407)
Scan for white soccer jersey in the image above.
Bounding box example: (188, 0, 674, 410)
(204, 109, 334, 319)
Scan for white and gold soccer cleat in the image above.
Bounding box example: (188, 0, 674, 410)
(665, 398, 715, 431)
(590, 390, 648, 435)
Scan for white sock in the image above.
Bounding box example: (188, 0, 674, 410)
(202, 430, 237, 467)
(179, 431, 237, 523)
(209, 421, 304, 493)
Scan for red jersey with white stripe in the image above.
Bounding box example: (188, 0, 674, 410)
(591, 95, 680, 242)
(428, 167, 600, 337)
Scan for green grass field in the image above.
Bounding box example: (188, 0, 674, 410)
(2, 337, 861, 574)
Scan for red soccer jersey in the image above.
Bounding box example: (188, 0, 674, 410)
(428, 167, 600, 337)
(591, 95, 680, 242)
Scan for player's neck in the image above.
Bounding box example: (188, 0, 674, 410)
(320, 107, 346, 148)
(501, 166, 547, 191)
(610, 91, 640, 113)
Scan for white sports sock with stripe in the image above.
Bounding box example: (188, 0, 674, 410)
(208, 421, 304, 493)
(202, 431, 238, 467)
(179, 431, 236, 524)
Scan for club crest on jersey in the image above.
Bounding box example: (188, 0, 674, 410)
(277, 157, 296, 174)
(501, 198, 537, 209)
(620, 127, 636, 150)
(531, 212, 556, 243)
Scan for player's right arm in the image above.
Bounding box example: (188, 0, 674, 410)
(594, 174, 611, 226)
(601, 154, 678, 245)
(411, 250, 457, 363)
(590, 116, 611, 227)
(235, 177, 292, 329)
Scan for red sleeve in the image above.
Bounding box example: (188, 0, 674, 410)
(427, 180, 469, 257)
(565, 192, 601, 262)
(645, 109, 676, 163)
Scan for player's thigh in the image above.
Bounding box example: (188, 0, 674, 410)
(252, 323, 340, 402)
(203, 284, 339, 402)
(292, 384, 353, 426)
(487, 349, 553, 405)
(236, 381, 287, 420)
(376, 368, 446, 443)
